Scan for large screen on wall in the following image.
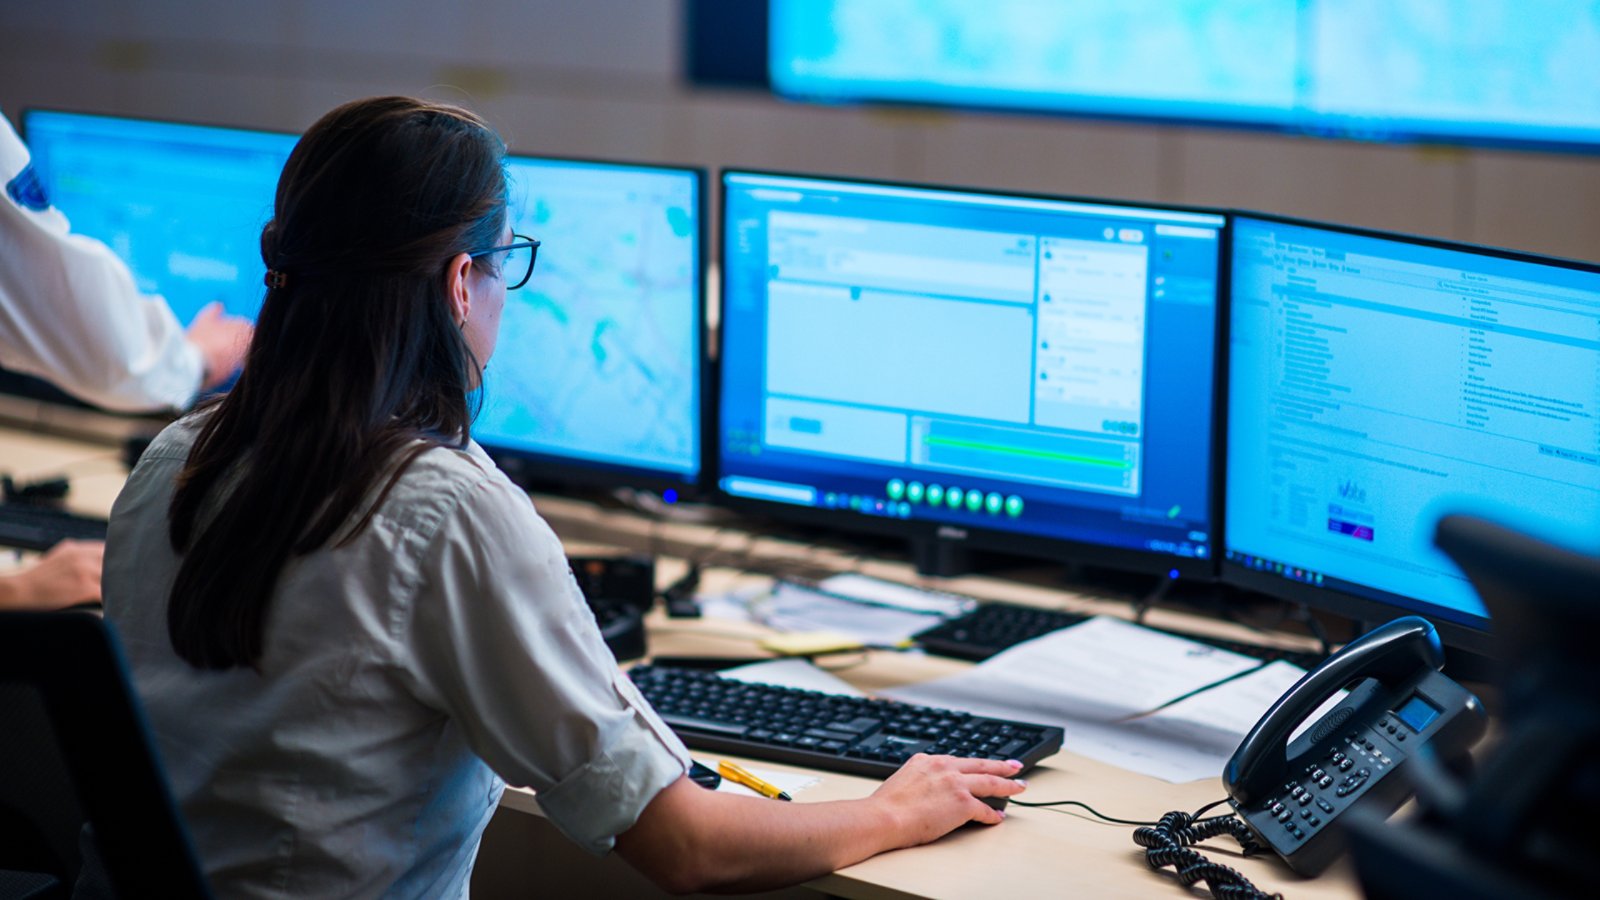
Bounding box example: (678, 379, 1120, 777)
(770, 0, 1600, 153)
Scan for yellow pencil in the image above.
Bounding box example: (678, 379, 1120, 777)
(717, 760, 793, 801)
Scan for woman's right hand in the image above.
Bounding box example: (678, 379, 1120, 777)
(869, 754, 1027, 847)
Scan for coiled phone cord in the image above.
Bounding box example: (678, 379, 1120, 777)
(1132, 808, 1282, 900)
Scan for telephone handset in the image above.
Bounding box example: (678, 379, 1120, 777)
(1222, 616, 1487, 876)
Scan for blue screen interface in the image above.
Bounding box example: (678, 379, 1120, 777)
(770, 0, 1600, 151)
(1226, 217, 1600, 631)
(23, 109, 297, 325)
(720, 172, 1224, 562)
(474, 157, 701, 485)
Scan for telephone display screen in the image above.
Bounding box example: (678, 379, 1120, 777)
(1394, 694, 1441, 732)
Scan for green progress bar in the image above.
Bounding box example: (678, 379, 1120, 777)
(923, 435, 1131, 470)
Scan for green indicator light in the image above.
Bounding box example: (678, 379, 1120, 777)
(922, 435, 1130, 469)
(1005, 495, 1024, 517)
(887, 479, 906, 500)
(1167, 505, 1182, 519)
(985, 492, 1003, 514)
(906, 481, 925, 503)
(946, 487, 964, 509)
(965, 491, 983, 512)
(927, 484, 944, 506)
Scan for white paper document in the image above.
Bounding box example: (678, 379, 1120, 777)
(719, 657, 867, 698)
(1067, 661, 1319, 782)
(882, 616, 1308, 782)
(884, 616, 1263, 725)
(702, 580, 946, 647)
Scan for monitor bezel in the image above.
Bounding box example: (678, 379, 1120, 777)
(713, 166, 1230, 579)
(1219, 209, 1600, 657)
(475, 152, 711, 499)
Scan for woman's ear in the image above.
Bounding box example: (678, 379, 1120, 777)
(445, 251, 474, 327)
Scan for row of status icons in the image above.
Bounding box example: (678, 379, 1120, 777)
(1229, 551, 1325, 585)
(887, 479, 1023, 517)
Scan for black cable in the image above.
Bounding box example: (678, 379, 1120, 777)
(1007, 798, 1162, 825)
(1009, 795, 1233, 826)
(1132, 809, 1281, 900)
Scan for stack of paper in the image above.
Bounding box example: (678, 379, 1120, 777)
(883, 616, 1317, 782)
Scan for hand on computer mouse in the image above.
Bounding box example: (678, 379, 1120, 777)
(869, 754, 1027, 846)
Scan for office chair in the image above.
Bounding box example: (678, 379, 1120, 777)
(0, 610, 212, 899)
(1346, 514, 1600, 900)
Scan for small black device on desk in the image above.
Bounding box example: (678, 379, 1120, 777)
(569, 554, 655, 662)
(0, 503, 109, 551)
(628, 663, 1064, 779)
(913, 600, 1328, 670)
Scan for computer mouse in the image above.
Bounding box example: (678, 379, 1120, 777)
(980, 794, 1010, 812)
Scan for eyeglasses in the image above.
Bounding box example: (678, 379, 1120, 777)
(469, 233, 540, 290)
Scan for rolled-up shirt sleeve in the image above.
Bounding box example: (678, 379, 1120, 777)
(404, 470, 689, 856)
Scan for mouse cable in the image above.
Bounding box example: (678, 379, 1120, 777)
(1010, 795, 1230, 825)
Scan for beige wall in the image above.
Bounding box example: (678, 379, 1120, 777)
(3, 0, 1599, 261)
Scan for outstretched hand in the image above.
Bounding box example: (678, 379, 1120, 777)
(187, 302, 254, 390)
(0, 539, 104, 610)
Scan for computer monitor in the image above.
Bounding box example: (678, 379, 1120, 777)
(1224, 214, 1600, 656)
(22, 108, 298, 327)
(718, 171, 1226, 577)
(472, 155, 705, 495)
(2, 109, 297, 413)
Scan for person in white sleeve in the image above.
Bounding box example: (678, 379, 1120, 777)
(102, 96, 1025, 899)
(0, 111, 252, 412)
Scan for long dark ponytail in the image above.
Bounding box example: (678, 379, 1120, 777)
(166, 97, 507, 670)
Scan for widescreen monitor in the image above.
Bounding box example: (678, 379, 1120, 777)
(769, 0, 1600, 153)
(1224, 214, 1600, 655)
(719, 171, 1226, 576)
(473, 155, 705, 494)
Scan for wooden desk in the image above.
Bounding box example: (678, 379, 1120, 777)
(474, 586, 1359, 900)
(0, 425, 1358, 899)
(0, 427, 126, 516)
(0, 426, 125, 575)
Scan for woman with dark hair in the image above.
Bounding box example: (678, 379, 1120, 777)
(102, 96, 1022, 897)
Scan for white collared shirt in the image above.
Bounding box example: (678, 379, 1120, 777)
(103, 414, 690, 898)
(0, 111, 201, 411)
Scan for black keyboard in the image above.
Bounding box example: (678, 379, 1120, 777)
(914, 601, 1327, 671)
(0, 503, 108, 551)
(629, 664, 1065, 778)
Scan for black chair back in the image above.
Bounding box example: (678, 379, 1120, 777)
(0, 611, 211, 899)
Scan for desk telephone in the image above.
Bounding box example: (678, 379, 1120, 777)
(1225, 616, 1488, 875)
(1138, 617, 1487, 896)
